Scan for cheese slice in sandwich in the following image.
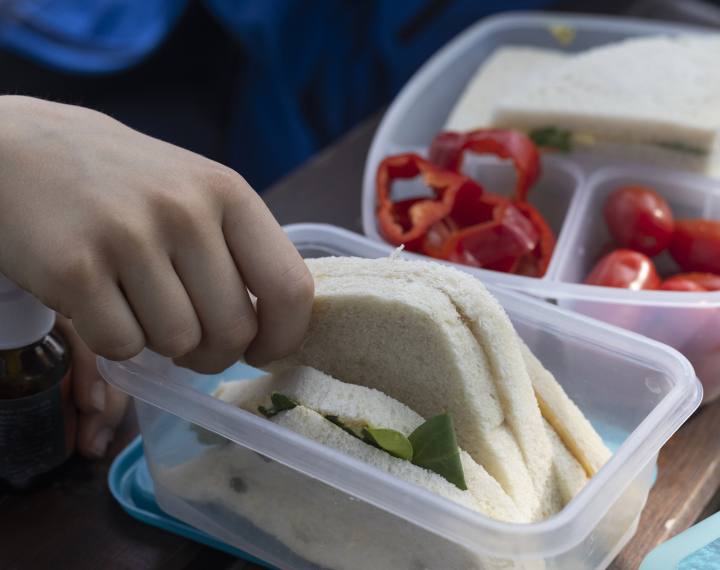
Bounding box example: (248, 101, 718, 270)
(447, 36, 720, 178)
(267, 256, 611, 521)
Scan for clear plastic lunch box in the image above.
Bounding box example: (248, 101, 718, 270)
(98, 223, 701, 570)
(361, 12, 720, 401)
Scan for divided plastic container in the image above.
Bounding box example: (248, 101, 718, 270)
(99, 225, 701, 570)
(361, 12, 720, 401)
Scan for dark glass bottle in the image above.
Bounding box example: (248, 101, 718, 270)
(0, 273, 76, 491)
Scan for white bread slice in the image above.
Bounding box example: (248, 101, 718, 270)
(268, 256, 611, 520)
(488, 35, 720, 177)
(159, 434, 543, 570)
(275, 406, 523, 521)
(215, 365, 424, 438)
(268, 257, 553, 520)
(213, 366, 524, 523)
(444, 46, 567, 132)
(519, 341, 612, 478)
(540, 418, 589, 513)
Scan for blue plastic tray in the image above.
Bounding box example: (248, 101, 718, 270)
(108, 435, 278, 569)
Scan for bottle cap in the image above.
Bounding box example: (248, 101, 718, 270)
(0, 272, 55, 349)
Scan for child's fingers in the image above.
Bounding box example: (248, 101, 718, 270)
(168, 218, 259, 375)
(54, 313, 131, 458)
(54, 313, 108, 414)
(220, 184, 314, 367)
(76, 384, 130, 458)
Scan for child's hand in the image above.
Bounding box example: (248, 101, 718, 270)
(0, 96, 314, 377)
(55, 314, 129, 458)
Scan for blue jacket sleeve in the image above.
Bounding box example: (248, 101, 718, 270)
(0, 0, 556, 188)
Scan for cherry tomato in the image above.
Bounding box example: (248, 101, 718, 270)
(660, 278, 708, 292)
(669, 219, 720, 274)
(603, 186, 674, 257)
(584, 249, 661, 290)
(667, 272, 720, 291)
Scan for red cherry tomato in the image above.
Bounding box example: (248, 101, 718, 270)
(667, 272, 720, 291)
(603, 186, 674, 257)
(660, 278, 708, 292)
(669, 219, 720, 274)
(584, 249, 661, 290)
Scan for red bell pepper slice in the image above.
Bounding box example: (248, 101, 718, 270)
(422, 184, 501, 259)
(376, 153, 484, 252)
(422, 191, 539, 269)
(429, 129, 541, 202)
(513, 202, 556, 278)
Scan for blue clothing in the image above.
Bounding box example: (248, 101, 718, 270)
(0, 0, 555, 189)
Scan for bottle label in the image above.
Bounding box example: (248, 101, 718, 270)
(0, 367, 75, 483)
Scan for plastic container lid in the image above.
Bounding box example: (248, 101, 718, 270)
(0, 272, 55, 349)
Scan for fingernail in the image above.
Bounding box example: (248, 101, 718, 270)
(91, 428, 114, 458)
(90, 380, 106, 412)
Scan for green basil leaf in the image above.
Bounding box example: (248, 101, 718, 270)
(325, 415, 361, 439)
(656, 141, 708, 156)
(408, 412, 467, 491)
(271, 393, 298, 411)
(362, 428, 413, 461)
(258, 405, 278, 418)
(361, 433, 382, 449)
(258, 394, 298, 418)
(529, 127, 572, 152)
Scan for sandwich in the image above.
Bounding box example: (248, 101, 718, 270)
(444, 46, 567, 134)
(209, 365, 525, 522)
(159, 256, 611, 569)
(445, 36, 720, 178)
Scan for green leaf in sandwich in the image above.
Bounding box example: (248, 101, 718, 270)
(528, 127, 572, 152)
(325, 415, 361, 439)
(258, 393, 298, 418)
(408, 412, 467, 491)
(362, 427, 413, 461)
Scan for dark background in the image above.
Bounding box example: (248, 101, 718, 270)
(0, 0, 664, 191)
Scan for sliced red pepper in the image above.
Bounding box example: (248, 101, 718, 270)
(429, 129, 541, 202)
(423, 186, 500, 259)
(376, 153, 484, 252)
(390, 197, 428, 232)
(422, 191, 539, 269)
(513, 202, 556, 278)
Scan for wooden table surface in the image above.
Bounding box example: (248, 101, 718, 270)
(4, 32, 720, 567)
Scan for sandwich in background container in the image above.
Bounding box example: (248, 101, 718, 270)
(98, 224, 702, 570)
(361, 12, 720, 402)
